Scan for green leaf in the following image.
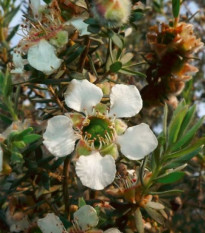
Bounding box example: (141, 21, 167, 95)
(110, 61, 122, 72)
(120, 53, 134, 64)
(22, 134, 41, 144)
(165, 137, 205, 160)
(3, 5, 21, 26)
(66, 45, 85, 64)
(156, 171, 184, 184)
(84, 18, 99, 25)
(87, 25, 100, 34)
(11, 152, 24, 164)
(7, 25, 19, 42)
(13, 141, 26, 149)
(177, 104, 196, 137)
(12, 127, 33, 141)
(172, 0, 180, 18)
(119, 68, 146, 77)
(171, 116, 205, 151)
(3, 73, 12, 98)
(149, 189, 184, 196)
(163, 103, 168, 138)
(41, 172, 50, 190)
(134, 208, 144, 233)
(110, 32, 124, 49)
(146, 202, 165, 210)
(168, 106, 188, 145)
(163, 147, 201, 169)
(78, 197, 86, 207)
(144, 207, 164, 225)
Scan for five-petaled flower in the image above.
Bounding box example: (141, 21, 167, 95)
(43, 79, 158, 190)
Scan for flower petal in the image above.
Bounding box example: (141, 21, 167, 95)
(43, 115, 78, 157)
(28, 40, 62, 75)
(104, 228, 122, 233)
(70, 18, 91, 36)
(64, 79, 103, 113)
(117, 123, 158, 160)
(76, 152, 116, 190)
(109, 84, 142, 118)
(37, 213, 68, 233)
(11, 52, 26, 74)
(30, 0, 40, 17)
(74, 205, 99, 231)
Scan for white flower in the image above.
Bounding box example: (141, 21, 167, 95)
(74, 205, 99, 231)
(104, 229, 122, 233)
(43, 79, 158, 190)
(37, 208, 120, 233)
(37, 213, 67, 233)
(27, 39, 63, 75)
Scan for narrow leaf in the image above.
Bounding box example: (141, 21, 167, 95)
(172, 0, 180, 18)
(134, 208, 144, 233)
(144, 207, 164, 225)
(155, 171, 184, 184)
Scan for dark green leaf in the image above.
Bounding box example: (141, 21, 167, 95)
(110, 61, 122, 72)
(156, 171, 184, 184)
(165, 137, 205, 160)
(66, 45, 85, 64)
(119, 68, 146, 77)
(7, 25, 19, 42)
(3, 5, 21, 26)
(168, 106, 188, 145)
(84, 18, 99, 25)
(164, 148, 201, 169)
(87, 25, 100, 34)
(177, 104, 196, 137)
(171, 116, 205, 151)
(78, 197, 86, 207)
(172, 0, 180, 18)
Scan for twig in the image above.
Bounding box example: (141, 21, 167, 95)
(79, 37, 91, 72)
(48, 85, 66, 113)
(63, 156, 70, 219)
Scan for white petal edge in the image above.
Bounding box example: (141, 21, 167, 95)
(74, 205, 99, 231)
(37, 213, 68, 233)
(30, 0, 40, 17)
(117, 123, 158, 160)
(11, 52, 27, 74)
(64, 79, 103, 113)
(109, 84, 143, 118)
(0, 145, 2, 172)
(28, 40, 62, 75)
(43, 115, 78, 157)
(69, 18, 91, 36)
(76, 152, 116, 190)
(104, 228, 122, 233)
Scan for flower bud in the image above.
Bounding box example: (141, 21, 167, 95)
(91, 0, 132, 28)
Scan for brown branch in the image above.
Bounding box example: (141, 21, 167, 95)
(48, 85, 66, 113)
(63, 156, 70, 219)
(79, 37, 91, 72)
